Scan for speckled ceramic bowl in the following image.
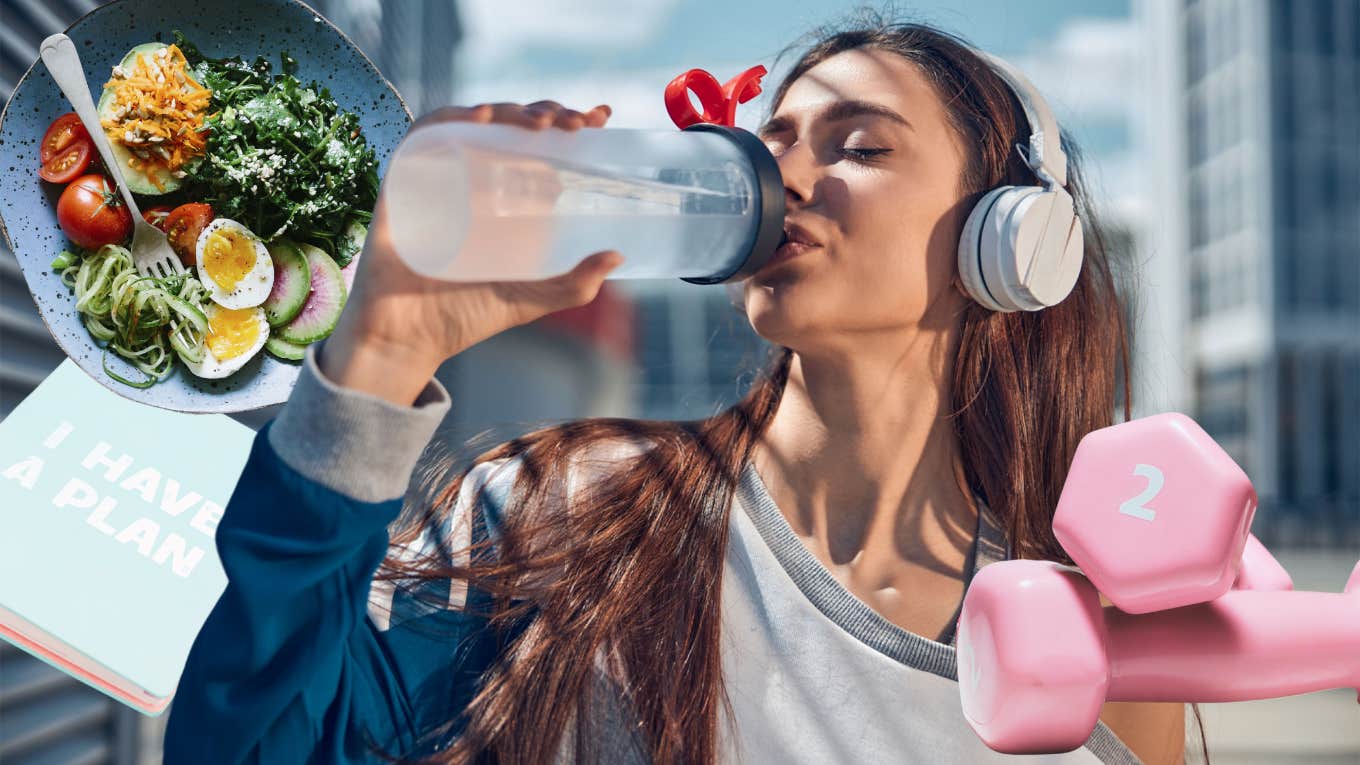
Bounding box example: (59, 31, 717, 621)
(0, 0, 412, 413)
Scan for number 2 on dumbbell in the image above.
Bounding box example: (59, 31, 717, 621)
(1117, 463, 1163, 522)
(1054, 413, 1262, 613)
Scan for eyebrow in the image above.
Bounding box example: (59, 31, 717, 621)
(757, 99, 913, 138)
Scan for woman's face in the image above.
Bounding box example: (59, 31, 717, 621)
(741, 47, 974, 350)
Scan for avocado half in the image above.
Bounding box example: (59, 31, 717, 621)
(96, 42, 192, 195)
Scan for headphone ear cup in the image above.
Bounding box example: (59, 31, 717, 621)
(957, 186, 1013, 312)
(1011, 188, 1083, 308)
(979, 185, 1046, 312)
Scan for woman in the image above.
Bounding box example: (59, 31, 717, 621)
(163, 14, 1199, 765)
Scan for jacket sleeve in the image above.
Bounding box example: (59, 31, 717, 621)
(162, 339, 521, 764)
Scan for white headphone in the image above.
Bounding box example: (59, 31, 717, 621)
(957, 52, 1084, 313)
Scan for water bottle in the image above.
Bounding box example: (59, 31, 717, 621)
(378, 121, 785, 283)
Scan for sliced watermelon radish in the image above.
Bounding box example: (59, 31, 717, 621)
(262, 240, 312, 327)
(277, 243, 348, 345)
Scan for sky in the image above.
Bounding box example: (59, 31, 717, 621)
(448, 0, 1142, 215)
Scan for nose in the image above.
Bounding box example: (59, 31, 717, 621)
(772, 141, 814, 206)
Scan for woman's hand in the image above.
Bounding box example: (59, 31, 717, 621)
(321, 101, 622, 405)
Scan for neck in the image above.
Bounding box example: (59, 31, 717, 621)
(752, 329, 977, 575)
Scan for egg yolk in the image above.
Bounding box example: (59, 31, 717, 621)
(206, 307, 262, 361)
(203, 229, 257, 291)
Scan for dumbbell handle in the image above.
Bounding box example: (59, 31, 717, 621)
(1105, 560, 1360, 702)
(1232, 533, 1293, 591)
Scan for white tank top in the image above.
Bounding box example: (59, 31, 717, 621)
(545, 455, 1142, 764)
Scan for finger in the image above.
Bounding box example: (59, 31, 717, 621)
(481, 102, 554, 129)
(549, 250, 624, 300)
(511, 251, 625, 317)
(522, 106, 558, 129)
(552, 109, 588, 130)
(582, 104, 612, 128)
(411, 103, 494, 130)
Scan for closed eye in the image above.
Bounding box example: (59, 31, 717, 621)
(839, 147, 892, 161)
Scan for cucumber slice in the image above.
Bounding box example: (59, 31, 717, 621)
(262, 239, 312, 327)
(265, 335, 307, 361)
(277, 244, 347, 345)
(96, 42, 183, 195)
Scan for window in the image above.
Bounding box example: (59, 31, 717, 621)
(1277, 350, 1298, 504)
(1186, 8, 1207, 84)
(1312, 0, 1335, 56)
(1188, 98, 1206, 166)
(1271, 0, 1293, 53)
(1322, 354, 1341, 498)
(1190, 173, 1209, 247)
(1195, 362, 1252, 470)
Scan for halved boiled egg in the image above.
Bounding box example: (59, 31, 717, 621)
(196, 217, 274, 309)
(183, 304, 270, 379)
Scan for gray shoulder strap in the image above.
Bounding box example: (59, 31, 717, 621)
(940, 496, 1009, 647)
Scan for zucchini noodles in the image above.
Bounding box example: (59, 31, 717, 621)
(53, 244, 211, 388)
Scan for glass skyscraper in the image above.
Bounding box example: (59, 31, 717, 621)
(1171, 0, 1359, 546)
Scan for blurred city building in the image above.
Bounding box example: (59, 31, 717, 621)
(1153, 0, 1360, 549)
(1140, 1, 1360, 761)
(309, 0, 463, 117)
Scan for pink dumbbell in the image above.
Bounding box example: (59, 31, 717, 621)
(956, 558, 1360, 754)
(1054, 412, 1290, 613)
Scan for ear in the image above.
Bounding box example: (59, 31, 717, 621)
(951, 272, 971, 301)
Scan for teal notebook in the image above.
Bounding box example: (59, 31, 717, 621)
(0, 360, 254, 716)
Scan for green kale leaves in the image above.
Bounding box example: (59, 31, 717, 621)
(174, 30, 377, 266)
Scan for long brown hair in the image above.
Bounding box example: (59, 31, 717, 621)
(368, 10, 1205, 764)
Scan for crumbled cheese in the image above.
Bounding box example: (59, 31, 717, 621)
(323, 138, 348, 164)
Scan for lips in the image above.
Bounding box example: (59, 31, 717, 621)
(781, 221, 821, 247)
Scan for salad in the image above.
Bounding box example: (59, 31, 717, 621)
(36, 31, 376, 388)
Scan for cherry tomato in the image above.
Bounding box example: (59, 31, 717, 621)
(38, 140, 93, 183)
(39, 113, 89, 163)
(142, 204, 175, 233)
(164, 203, 214, 266)
(56, 174, 132, 250)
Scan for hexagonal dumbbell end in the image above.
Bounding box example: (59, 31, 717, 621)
(959, 557, 1360, 755)
(956, 560, 1109, 754)
(1053, 412, 1258, 613)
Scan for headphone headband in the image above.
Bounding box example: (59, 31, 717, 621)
(976, 52, 1067, 189)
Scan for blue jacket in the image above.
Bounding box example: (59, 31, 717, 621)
(162, 344, 516, 763)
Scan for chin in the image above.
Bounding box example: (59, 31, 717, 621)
(742, 280, 822, 347)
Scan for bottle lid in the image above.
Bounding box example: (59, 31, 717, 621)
(665, 65, 768, 128)
(664, 65, 784, 284)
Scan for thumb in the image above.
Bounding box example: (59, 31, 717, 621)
(546, 250, 625, 310)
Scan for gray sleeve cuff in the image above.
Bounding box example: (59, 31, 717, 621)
(267, 338, 452, 503)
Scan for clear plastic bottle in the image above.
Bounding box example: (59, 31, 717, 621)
(378, 122, 784, 283)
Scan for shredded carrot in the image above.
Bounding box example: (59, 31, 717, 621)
(99, 44, 214, 190)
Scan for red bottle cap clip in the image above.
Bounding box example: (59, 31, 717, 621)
(665, 65, 768, 129)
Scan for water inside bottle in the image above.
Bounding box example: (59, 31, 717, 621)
(382, 136, 758, 281)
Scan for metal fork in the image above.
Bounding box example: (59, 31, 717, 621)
(40, 33, 187, 280)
